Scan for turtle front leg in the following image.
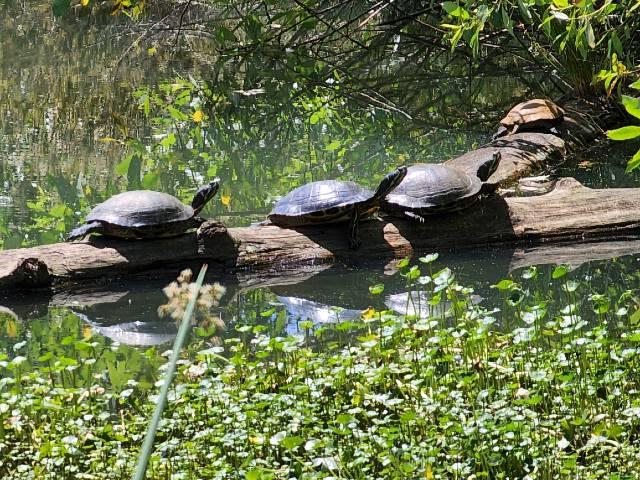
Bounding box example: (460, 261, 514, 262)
(66, 221, 103, 241)
(348, 208, 361, 249)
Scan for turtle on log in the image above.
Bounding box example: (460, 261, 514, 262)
(494, 99, 564, 139)
(268, 166, 407, 249)
(381, 152, 500, 222)
(67, 179, 220, 241)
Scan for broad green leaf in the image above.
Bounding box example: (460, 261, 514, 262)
(160, 133, 177, 149)
(630, 309, 640, 325)
(442, 2, 470, 19)
(325, 140, 341, 151)
(500, 7, 513, 33)
(50, 204, 68, 219)
(216, 26, 237, 44)
(552, 265, 568, 279)
(115, 155, 133, 175)
(625, 149, 640, 173)
(551, 10, 570, 22)
(419, 253, 439, 264)
(369, 284, 385, 295)
(397, 258, 410, 269)
(493, 279, 514, 291)
(141, 171, 159, 189)
(622, 95, 640, 119)
(584, 22, 595, 49)
(607, 126, 640, 141)
(611, 32, 623, 57)
(517, 0, 532, 23)
(630, 80, 640, 91)
(309, 111, 321, 125)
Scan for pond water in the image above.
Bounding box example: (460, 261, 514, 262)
(2, 3, 640, 370)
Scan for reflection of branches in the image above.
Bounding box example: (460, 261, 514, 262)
(107, 0, 577, 125)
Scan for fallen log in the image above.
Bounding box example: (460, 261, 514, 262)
(0, 97, 629, 291)
(2, 177, 640, 290)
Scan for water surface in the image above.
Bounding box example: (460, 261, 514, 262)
(1, 3, 640, 373)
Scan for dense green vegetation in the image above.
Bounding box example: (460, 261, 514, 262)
(3, 258, 640, 478)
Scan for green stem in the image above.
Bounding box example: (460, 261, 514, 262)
(132, 264, 208, 480)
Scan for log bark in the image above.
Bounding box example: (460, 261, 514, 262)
(0, 97, 630, 291)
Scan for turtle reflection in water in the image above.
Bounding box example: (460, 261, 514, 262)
(268, 167, 407, 249)
(71, 309, 178, 347)
(67, 178, 220, 240)
(277, 296, 362, 329)
(385, 291, 482, 319)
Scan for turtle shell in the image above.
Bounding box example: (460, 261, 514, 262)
(269, 180, 373, 226)
(500, 99, 564, 130)
(87, 190, 194, 227)
(382, 164, 481, 215)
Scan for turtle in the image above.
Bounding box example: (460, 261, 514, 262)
(66, 178, 220, 241)
(268, 166, 407, 249)
(381, 151, 501, 222)
(494, 98, 564, 139)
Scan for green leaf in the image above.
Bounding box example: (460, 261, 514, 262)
(622, 95, 640, 120)
(517, 0, 532, 23)
(625, 149, 640, 173)
(584, 22, 595, 49)
(141, 172, 159, 189)
(115, 155, 133, 175)
(419, 253, 439, 264)
(493, 279, 514, 291)
(396, 258, 410, 269)
(160, 133, 177, 149)
(216, 26, 237, 44)
(552, 265, 568, 279)
(630, 80, 640, 91)
(630, 309, 640, 325)
(606, 126, 640, 141)
(325, 140, 341, 152)
(281, 436, 303, 450)
(611, 32, 623, 57)
(442, 1, 470, 19)
(245, 470, 263, 480)
(50, 204, 68, 219)
(369, 284, 385, 295)
(551, 10, 570, 22)
(309, 111, 321, 125)
(626, 332, 640, 342)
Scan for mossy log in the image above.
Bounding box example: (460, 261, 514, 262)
(0, 97, 632, 291)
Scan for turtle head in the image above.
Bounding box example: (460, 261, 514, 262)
(372, 166, 408, 203)
(191, 178, 221, 214)
(476, 151, 501, 182)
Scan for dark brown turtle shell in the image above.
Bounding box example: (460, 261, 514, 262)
(268, 180, 375, 226)
(68, 191, 202, 240)
(382, 164, 482, 220)
(500, 99, 564, 134)
(87, 191, 194, 227)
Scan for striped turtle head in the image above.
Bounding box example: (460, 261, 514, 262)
(372, 166, 408, 203)
(191, 178, 221, 214)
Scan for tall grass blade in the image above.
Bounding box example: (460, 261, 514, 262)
(132, 264, 209, 480)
